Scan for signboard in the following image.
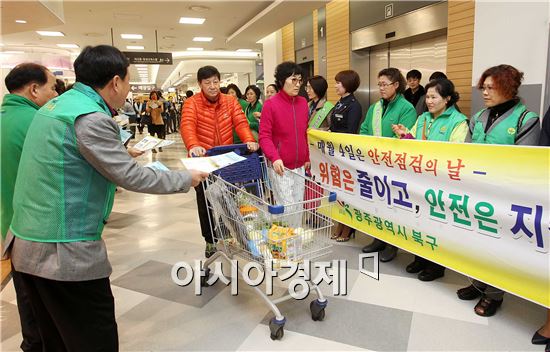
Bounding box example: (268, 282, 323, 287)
(123, 51, 173, 65)
(130, 84, 157, 93)
(308, 130, 550, 308)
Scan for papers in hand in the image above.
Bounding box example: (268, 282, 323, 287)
(180, 152, 246, 173)
(145, 161, 170, 172)
(133, 136, 175, 152)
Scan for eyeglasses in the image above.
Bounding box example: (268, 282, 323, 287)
(288, 77, 303, 86)
(378, 81, 395, 88)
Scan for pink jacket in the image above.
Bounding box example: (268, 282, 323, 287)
(259, 90, 310, 169)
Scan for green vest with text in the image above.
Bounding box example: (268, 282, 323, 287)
(415, 106, 467, 141)
(10, 83, 117, 242)
(471, 103, 537, 145)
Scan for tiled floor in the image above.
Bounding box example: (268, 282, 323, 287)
(1, 131, 548, 351)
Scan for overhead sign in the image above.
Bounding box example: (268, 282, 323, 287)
(130, 84, 157, 93)
(123, 51, 173, 65)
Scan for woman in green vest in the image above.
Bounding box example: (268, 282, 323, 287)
(392, 78, 468, 282)
(359, 67, 417, 262)
(457, 64, 540, 317)
(306, 75, 334, 130)
(227, 83, 248, 111)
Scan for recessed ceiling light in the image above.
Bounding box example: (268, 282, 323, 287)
(193, 37, 213, 42)
(121, 34, 143, 40)
(57, 44, 79, 48)
(126, 45, 144, 50)
(236, 49, 252, 52)
(36, 31, 65, 37)
(187, 47, 203, 51)
(15, 20, 27, 24)
(3, 51, 24, 54)
(179, 17, 205, 24)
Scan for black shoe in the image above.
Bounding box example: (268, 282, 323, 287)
(545, 341, 550, 352)
(406, 259, 426, 273)
(362, 238, 386, 253)
(379, 244, 398, 262)
(457, 284, 484, 300)
(532, 331, 550, 345)
(418, 268, 445, 281)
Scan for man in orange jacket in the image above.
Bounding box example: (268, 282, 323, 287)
(181, 65, 258, 257)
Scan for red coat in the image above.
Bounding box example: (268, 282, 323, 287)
(180, 92, 254, 153)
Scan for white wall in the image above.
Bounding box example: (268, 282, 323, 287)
(472, 1, 550, 114)
(258, 30, 283, 93)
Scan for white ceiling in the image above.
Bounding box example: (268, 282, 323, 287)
(1, 0, 329, 86)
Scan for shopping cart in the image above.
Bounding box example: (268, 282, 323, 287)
(201, 144, 337, 340)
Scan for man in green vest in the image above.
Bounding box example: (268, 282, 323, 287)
(2, 45, 208, 351)
(1, 62, 58, 352)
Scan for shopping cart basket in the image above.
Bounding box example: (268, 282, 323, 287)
(201, 144, 337, 340)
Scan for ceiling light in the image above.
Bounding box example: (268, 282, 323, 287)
(15, 20, 27, 24)
(36, 31, 65, 37)
(236, 49, 252, 52)
(126, 45, 144, 50)
(179, 17, 205, 24)
(187, 47, 203, 51)
(189, 5, 210, 12)
(121, 34, 143, 40)
(0, 43, 4, 46)
(2, 51, 24, 54)
(57, 44, 79, 49)
(193, 37, 213, 42)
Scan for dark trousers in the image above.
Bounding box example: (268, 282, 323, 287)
(128, 114, 137, 139)
(414, 255, 445, 273)
(149, 124, 165, 139)
(15, 272, 118, 352)
(11, 268, 43, 352)
(195, 182, 214, 244)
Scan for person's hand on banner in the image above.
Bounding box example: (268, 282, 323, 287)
(273, 159, 284, 176)
(190, 146, 206, 157)
(392, 124, 407, 137)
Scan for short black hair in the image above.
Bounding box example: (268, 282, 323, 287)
(307, 75, 328, 99)
(429, 71, 447, 81)
(185, 90, 194, 98)
(55, 78, 66, 95)
(274, 61, 302, 90)
(245, 85, 262, 108)
(406, 69, 422, 80)
(425, 78, 460, 107)
(227, 83, 243, 99)
(335, 70, 360, 94)
(220, 87, 228, 94)
(197, 65, 220, 82)
(5, 63, 50, 92)
(74, 45, 129, 89)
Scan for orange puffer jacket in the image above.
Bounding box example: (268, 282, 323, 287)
(180, 92, 255, 153)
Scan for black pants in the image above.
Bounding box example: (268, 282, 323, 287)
(128, 114, 137, 139)
(195, 182, 214, 244)
(15, 272, 118, 352)
(414, 255, 445, 273)
(11, 268, 43, 352)
(149, 124, 165, 139)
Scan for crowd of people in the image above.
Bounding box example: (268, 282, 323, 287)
(1, 43, 549, 351)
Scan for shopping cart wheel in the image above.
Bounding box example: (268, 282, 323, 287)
(310, 299, 327, 321)
(269, 317, 285, 340)
(201, 268, 211, 287)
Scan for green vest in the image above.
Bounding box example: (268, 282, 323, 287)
(308, 101, 334, 129)
(415, 106, 467, 141)
(10, 82, 117, 243)
(360, 93, 417, 138)
(0, 94, 41, 239)
(471, 102, 538, 145)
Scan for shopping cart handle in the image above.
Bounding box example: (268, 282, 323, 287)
(329, 192, 337, 202)
(206, 143, 251, 157)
